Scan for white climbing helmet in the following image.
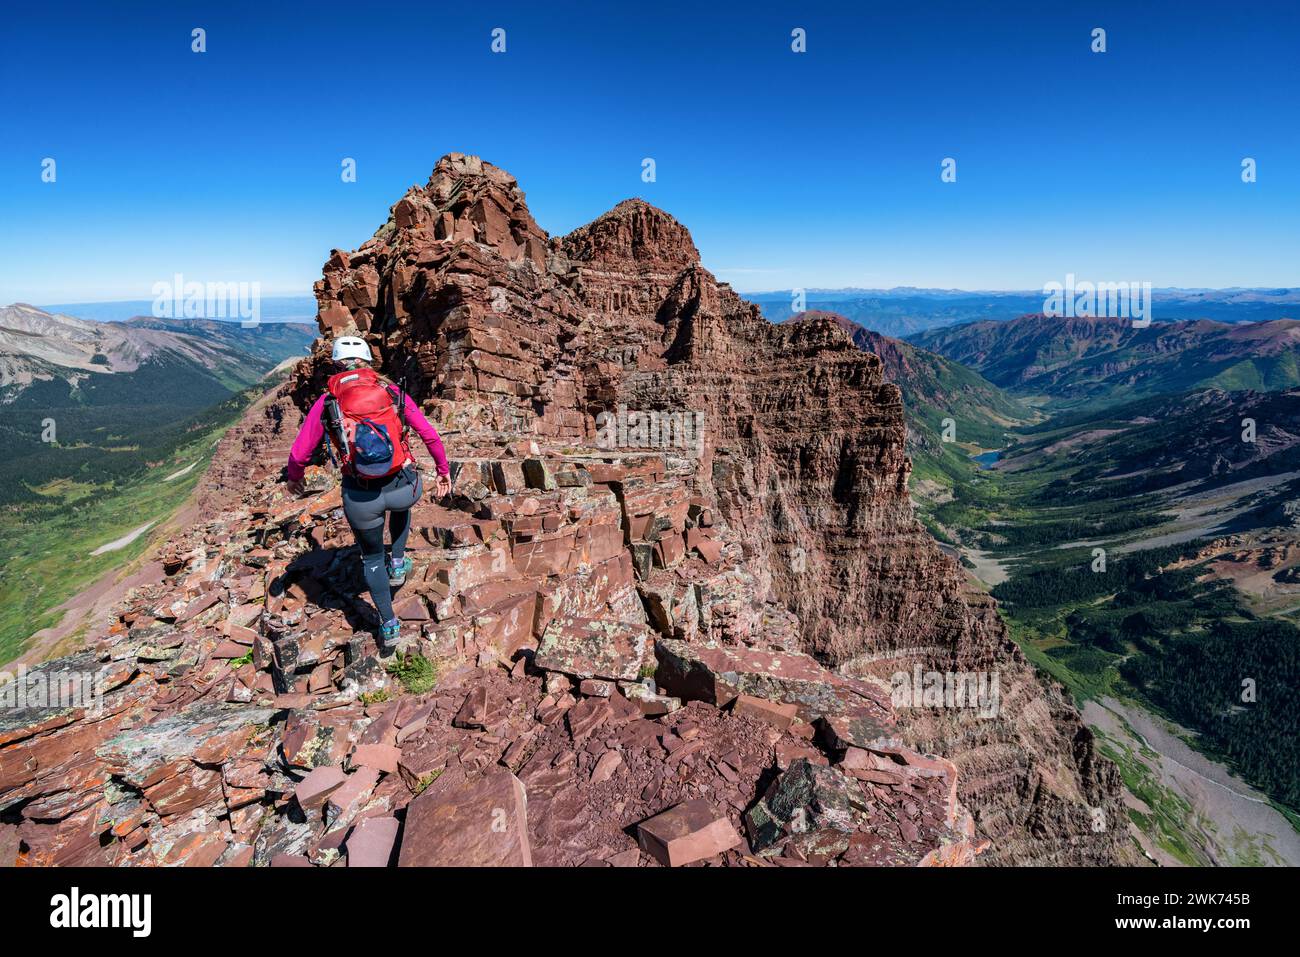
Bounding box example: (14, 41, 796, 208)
(331, 335, 372, 364)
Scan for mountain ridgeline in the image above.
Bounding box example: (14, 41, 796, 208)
(753, 288, 1300, 338)
(911, 314, 1300, 410)
(0, 305, 315, 506)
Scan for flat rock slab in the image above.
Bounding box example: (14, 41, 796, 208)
(96, 701, 276, 786)
(326, 767, 380, 824)
(732, 694, 798, 730)
(0, 824, 20, 866)
(534, 616, 650, 682)
(452, 686, 489, 730)
(655, 638, 892, 723)
(637, 798, 742, 867)
(295, 765, 347, 812)
(622, 681, 681, 716)
(579, 678, 614, 697)
(0, 653, 133, 747)
(590, 750, 623, 784)
(350, 743, 402, 774)
(818, 711, 900, 753)
(398, 767, 532, 867)
(347, 816, 400, 867)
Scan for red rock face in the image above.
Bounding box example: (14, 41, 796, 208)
(292, 153, 1127, 864)
(0, 154, 1125, 868)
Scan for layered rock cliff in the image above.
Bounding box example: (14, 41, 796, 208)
(0, 154, 1127, 867)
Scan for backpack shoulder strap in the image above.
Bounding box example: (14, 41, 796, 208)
(383, 379, 409, 429)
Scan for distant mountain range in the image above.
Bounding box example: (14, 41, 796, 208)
(0, 304, 316, 506)
(911, 314, 1300, 409)
(0, 303, 315, 396)
(751, 288, 1299, 337)
(751, 286, 1300, 301)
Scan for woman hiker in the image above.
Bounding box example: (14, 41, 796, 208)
(285, 336, 452, 650)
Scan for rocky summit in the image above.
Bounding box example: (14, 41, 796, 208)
(0, 154, 1128, 867)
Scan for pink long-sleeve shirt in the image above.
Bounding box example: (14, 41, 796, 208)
(287, 392, 449, 482)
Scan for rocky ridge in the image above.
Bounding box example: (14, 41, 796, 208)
(0, 154, 1127, 867)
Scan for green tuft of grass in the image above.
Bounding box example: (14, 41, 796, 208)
(385, 652, 438, 695)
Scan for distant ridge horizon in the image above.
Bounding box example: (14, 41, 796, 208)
(28, 285, 1300, 313)
(739, 285, 1299, 299)
(18, 284, 1298, 338)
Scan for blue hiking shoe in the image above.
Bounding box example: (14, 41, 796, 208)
(379, 617, 402, 651)
(387, 556, 412, 587)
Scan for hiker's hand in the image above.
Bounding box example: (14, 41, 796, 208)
(287, 478, 305, 497)
(433, 473, 452, 498)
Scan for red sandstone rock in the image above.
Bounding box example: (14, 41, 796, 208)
(654, 638, 892, 724)
(350, 743, 401, 774)
(590, 750, 623, 784)
(295, 766, 347, 813)
(326, 767, 380, 825)
(534, 617, 650, 682)
(732, 695, 799, 730)
(452, 686, 489, 730)
(347, 816, 400, 868)
(636, 799, 742, 867)
(622, 682, 681, 717)
(398, 768, 532, 867)
(578, 678, 614, 697)
(692, 537, 722, 564)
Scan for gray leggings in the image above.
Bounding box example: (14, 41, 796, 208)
(342, 466, 422, 622)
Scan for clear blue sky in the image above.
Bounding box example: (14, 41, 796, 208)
(2, 0, 1297, 303)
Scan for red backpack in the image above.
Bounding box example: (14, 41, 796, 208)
(322, 367, 411, 479)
